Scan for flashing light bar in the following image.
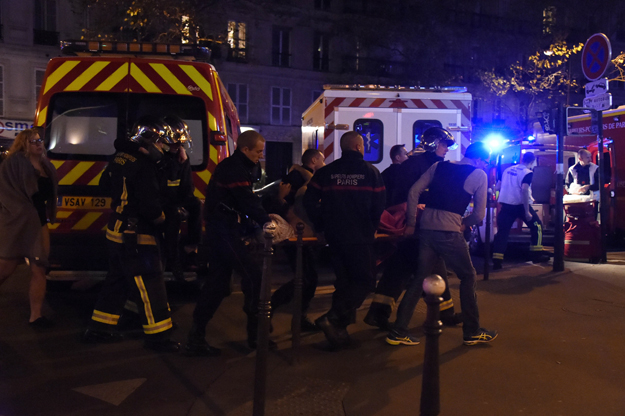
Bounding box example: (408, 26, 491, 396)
(323, 84, 467, 93)
(60, 40, 209, 60)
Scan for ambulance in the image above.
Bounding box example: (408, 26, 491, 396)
(301, 85, 473, 170)
(36, 40, 240, 273)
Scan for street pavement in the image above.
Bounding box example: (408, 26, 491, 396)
(1, 252, 625, 416)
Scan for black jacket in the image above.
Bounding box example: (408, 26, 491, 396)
(204, 149, 270, 234)
(100, 150, 165, 240)
(303, 150, 385, 245)
(159, 151, 195, 208)
(394, 151, 443, 206)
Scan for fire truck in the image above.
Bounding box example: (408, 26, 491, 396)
(567, 105, 625, 242)
(301, 85, 473, 169)
(36, 40, 240, 273)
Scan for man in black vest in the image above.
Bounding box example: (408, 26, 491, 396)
(304, 131, 386, 350)
(387, 141, 498, 346)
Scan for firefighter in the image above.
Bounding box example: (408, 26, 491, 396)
(82, 116, 179, 352)
(185, 130, 274, 356)
(303, 131, 386, 351)
(388, 141, 498, 346)
(365, 127, 462, 331)
(159, 115, 202, 280)
(492, 152, 550, 270)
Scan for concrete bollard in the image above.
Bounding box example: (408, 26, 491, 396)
(290, 222, 305, 365)
(420, 274, 445, 416)
(253, 221, 276, 416)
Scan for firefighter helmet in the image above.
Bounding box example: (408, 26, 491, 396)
(129, 116, 170, 145)
(421, 127, 458, 152)
(163, 115, 192, 146)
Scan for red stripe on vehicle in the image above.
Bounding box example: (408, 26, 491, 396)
(350, 98, 366, 107)
(370, 98, 385, 107)
(73, 162, 108, 186)
(432, 99, 448, 109)
(325, 98, 345, 118)
(54, 160, 79, 179)
(324, 141, 334, 158)
(411, 99, 428, 108)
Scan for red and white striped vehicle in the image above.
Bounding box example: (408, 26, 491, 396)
(302, 85, 473, 171)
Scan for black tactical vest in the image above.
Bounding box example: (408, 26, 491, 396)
(427, 162, 477, 216)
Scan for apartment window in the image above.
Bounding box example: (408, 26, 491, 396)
(0, 65, 4, 117)
(272, 27, 291, 68)
(314, 0, 331, 10)
(271, 87, 291, 125)
(228, 83, 248, 123)
(35, 69, 46, 103)
(34, 0, 58, 45)
(227, 21, 247, 61)
(313, 33, 330, 71)
(542, 6, 556, 35)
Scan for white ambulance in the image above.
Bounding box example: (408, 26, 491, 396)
(301, 85, 473, 170)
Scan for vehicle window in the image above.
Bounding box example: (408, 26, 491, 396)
(48, 94, 120, 159)
(46, 92, 208, 168)
(353, 118, 383, 163)
(413, 120, 442, 150)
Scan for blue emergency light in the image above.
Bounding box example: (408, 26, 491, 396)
(484, 133, 507, 153)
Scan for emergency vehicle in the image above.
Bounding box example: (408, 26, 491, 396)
(567, 105, 625, 242)
(301, 85, 473, 170)
(35, 40, 240, 272)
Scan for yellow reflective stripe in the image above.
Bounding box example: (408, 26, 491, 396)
(58, 162, 95, 186)
(56, 211, 72, 218)
(150, 63, 191, 95)
(134, 275, 154, 325)
(440, 299, 454, 311)
(130, 63, 161, 93)
(96, 62, 129, 91)
(51, 160, 64, 169)
(44, 61, 80, 94)
(72, 212, 102, 230)
(167, 179, 181, 187)
(196, 170, 211, 185)
(114, 219, 123, 233)
(535, 222, 543, 247)
(47, 223, 60, 230)
(493, 253, 504, 260)
(530, 246, 544, 251)
(116, 177, 128, 214)
(36, 106, 48, 126)
(180, 65, 213, 99)
(88, 170, 104, 186)
(208, 111, 217, 132)
(65, 61, 110, 91)
(106, 229, 123, 243)
(193, 188, 205, 199)
(143, 318, 173, 334)
(92, 310, 120, 325)
(209, 145, 218, 165)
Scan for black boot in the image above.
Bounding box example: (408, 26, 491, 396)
(185, 324, 221, 357)
(144, 338, 181, 353)
(440, 312, 463, 327)
(82, 328, 124, 344)
(315, 313, 351, 350)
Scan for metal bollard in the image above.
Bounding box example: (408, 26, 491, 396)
(290, 223, 305, 365)
(420, 274, 445, 416)
(253, 222, 276, 416)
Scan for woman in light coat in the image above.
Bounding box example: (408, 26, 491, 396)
(0, 128, 58, 327)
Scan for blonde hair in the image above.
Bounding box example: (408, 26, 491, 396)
(8, 128, 44, 158)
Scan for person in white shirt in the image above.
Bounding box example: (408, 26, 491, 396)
(492, 152, 549, 269)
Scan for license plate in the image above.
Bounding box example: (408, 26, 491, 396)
(58, 196, 111, 209)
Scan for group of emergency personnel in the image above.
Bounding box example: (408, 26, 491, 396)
(81, 121, 502, 354)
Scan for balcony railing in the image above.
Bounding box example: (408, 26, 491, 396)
(33, 29, 59, 46)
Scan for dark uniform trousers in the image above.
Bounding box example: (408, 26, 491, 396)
(192, 219, 262, 337)
(90, 238, 172, 338)
(368, 238, 456, 322)
(493, 203, 543, 261)
(327, 243, 376, 328)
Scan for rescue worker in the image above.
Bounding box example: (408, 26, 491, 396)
(388, 141, 498, 346)
(365, 127, 462, 331)
(185, 130, 274, 356)
(381, 144, 408, 207)
(82, 116, 179, 352)
(303, 131, 386, 350)
(565, 148, 600, 217)
(492, 152, 550, 270)
(269, 148, 325, 331)
(159, 115, 202, 280)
